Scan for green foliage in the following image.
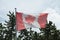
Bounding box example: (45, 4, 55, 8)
(0, 11, 16, 40)
(0, 23, 3, 40)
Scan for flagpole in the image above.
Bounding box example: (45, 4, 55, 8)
(15, 8, 17, 40)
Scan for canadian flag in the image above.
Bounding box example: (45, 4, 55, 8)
(16, 12, 48, 31)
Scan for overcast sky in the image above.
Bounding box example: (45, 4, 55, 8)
(0, 0, 60, 30)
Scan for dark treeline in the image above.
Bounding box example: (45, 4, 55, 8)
(0, 11, 60, 40)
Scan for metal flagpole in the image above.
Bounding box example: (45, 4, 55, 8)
(15, 8, 17, 40)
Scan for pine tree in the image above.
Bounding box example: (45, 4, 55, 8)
(0, 23, 3, 40)
(40, 21, 60, 40)
(4, 11, 16, 40)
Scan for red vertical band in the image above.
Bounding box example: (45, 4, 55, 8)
(16, 12, 25, 31)
(38, 13, 48, 28)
